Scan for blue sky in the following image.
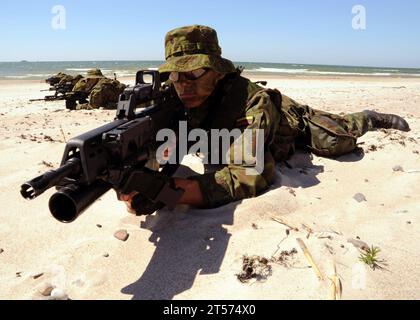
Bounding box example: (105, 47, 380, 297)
(1, 0, 419, 67)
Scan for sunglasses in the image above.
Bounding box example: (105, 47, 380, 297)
(169, 68, 209, 82)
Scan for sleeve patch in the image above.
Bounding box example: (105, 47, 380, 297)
(235, 116, 254, 127)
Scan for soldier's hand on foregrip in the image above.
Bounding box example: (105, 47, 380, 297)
(119, 191, 165, 216)
(118, 191, 139, 215)
(118, 168, 185, 215)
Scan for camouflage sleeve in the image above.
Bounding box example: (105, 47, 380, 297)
(188, 90, 280, 208)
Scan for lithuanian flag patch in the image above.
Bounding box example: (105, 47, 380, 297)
(235, 116, 254, 127)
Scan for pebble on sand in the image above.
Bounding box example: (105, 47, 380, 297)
(38, 283, 54, 296)
(114, 229, 129, 241)
(353, 193, 367, 202)
(347, 238, 369, 251)
(50, 288, 68, 300)
(393, 165, 404, 172)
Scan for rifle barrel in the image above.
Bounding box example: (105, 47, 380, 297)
(29, 99, 46, 102)
(49, 181, 111, 223)
(20, 158, 81, 200)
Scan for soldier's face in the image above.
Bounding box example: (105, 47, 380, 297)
(172, 69, 224, 108)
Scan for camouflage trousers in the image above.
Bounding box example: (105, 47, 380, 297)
(296, 106, 370, 157)
(271, 100, 372, 161)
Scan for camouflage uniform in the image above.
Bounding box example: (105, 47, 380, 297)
(56, 74, 83, 89)
(158, 25, 403, 208)
(88, 78, 126, 109)
(65, 69, 104, 109)
(72, 69, 126, 109)
(179, 71, 371, 208)
(45, 72, 68, 86)
(72, 69, 105, 93)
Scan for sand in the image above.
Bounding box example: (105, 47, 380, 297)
(0, 74, 419, 300)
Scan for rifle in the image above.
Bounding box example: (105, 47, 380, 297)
(21, 70, 183, 223)
(29, 91, 89, 109)
(29, 95, 67, 102)
(40, 82, 75, 93)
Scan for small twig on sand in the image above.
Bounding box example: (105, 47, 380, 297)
(328, 260, 342, 300)
(301, 224, 314, 239)
(296, 238, 324, 281)
(59, 125, 67, 143)
(271, 217, 299, 232)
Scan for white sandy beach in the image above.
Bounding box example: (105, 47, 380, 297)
(0, 74, 419, 300)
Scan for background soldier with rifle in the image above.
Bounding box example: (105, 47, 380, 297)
(30, 71, 87, 108)
(30, 69, 126, 110)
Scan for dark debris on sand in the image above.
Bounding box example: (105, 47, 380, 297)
(236, 255, 272, 283)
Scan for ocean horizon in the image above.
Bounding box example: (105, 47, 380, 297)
(1, 60, 420, 80)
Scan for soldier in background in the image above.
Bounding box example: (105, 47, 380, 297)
(45, 72, 68, 86)
(51, 74, 84, 100)
(56, 74, 83, 89)
(73, 69, 126, 110)
(43, 72, 81, 92)
(68, 69, 104, 109)
(88, 78, 127, 109)
(72, 69, 105, 95)
(31, 73, 85, 105)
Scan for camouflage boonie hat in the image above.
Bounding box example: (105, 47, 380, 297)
(158, 25, 236, 75)
(86, 69, 104, 78)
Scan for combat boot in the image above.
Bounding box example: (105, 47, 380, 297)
(363, 110, 410, 132)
